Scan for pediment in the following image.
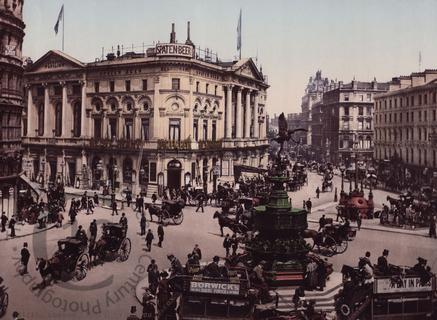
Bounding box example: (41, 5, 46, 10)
(234, 58, 264, 81)
(27, 50, 85, 73)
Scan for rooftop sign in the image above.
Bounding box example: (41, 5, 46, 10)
(155, 43, 194, 58)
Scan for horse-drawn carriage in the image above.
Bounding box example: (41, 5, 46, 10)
(95, 223, 131, 262)
(321, 170, 334, 192)
(147, 199, 185, 225)
(48, 237, 90, 281)
(312, 223, 356, 257)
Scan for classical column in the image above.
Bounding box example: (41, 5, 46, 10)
(43, 83, 50, 137)
(244, 90, 251, 139)
(61, 81, 68, 137)
(236, 87, 242, 139)
(152, 76, 160, 139)
(26, 85, 34, 136)
(81, 81, 87, 138)
(254, 92, 259, 138)
(103, 111, 109, 139)
(225, 85, 233, 139)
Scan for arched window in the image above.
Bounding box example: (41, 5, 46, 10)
(37, 103, 44, 136)
(73, 102, 81, 137)
(123, 158, 133, 183)
(55, 103, 62, 136)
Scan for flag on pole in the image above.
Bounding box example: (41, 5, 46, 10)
(237, 9, 242, 52)
(54, 5, 64, 35)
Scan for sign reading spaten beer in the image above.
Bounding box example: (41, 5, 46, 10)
(190, 281, 240, 295)
(155, 43, 194, 58)
(374, 277, 433, 294)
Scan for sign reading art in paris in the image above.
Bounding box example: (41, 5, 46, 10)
(155, 43, 194, 58)
(374, 277, 433, 294)
(190, 281, 240, 295)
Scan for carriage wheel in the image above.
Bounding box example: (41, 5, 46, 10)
(336, 239, 348, 254)
(74, 253, 90, 281)
(0, 292, 8, 317)
(324, 235, 337, 256)
(172, 212, 184, 225)
(117, 238, 131, 262)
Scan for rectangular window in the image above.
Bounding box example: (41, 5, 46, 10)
(424, 110, 427, 121)
(394, 113, 397, 123)
(109, 118, 117, 139)
(419, 111, 422, 121)
(407, 112, 409, 122)
(424, 94, 428, 105)
(411, 96, 414, 106)
(400, 113, 403, 122)
(419, 95, 422, 105)
(169, 119, 181, 141)
(193, 119, 198, 142)
(196, 81, 199, 92)
(344, 95, 349, 101)
(433, 110, 436, 121)
(72, 84, 81, 95)
(206, 84, 209, 94)
(344, 106, 349, 116)
(215, 85, 218, 96)
(149, 162, 157, 182)
(94, 118, 102, 139)
(203, 119, 208, 140)
(54, 85, 62, 96)
(125, 80, 131, 92)
(124, 118, 133, 140)
(358, 106, 363, 116)
(171, 78, 180, 90)
(141, 118, 149, 140)
(212, 120, 217, 141)
(358, 120, 363, 130)
(94, 82, 100, 93)
(109, 81, 115, 92)
(367, 93, 371, 100)
(221, 160, 229, 176)
(142, 79, 147, 91)
(411, 112, 414, 122)
(433, 92, 437, 104)
(191, 162, 196, 180)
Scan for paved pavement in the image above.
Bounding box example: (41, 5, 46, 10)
(2, 171, 437, 319)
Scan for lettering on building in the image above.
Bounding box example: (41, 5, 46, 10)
(155, 43, 194, 58)
(189, 281, 240, 295)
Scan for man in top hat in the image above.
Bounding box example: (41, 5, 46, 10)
(20, 242, 30, 274)
(377, 249, 389, 275)
(204, 256, 221, 278)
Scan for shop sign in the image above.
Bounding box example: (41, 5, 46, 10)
(190, 281, 240, 295)
(374, 277, 433, 294)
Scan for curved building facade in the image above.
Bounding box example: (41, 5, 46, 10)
(0, 0, 25, 215)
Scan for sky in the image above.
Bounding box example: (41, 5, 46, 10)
(23, 0, 437, 115)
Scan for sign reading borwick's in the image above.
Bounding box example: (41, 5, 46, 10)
(190, 281, 240, 295)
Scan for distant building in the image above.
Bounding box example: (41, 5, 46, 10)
(0, 0, 25, 216)
(22, 23, 269, 195)
(311, 79, 389, 165)
(374, 70, 437, 178)
(301, 70, 333, 145)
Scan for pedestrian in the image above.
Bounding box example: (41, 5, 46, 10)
(1, 212, 8, 232)
(111, 199, 118, 216)
(20, 242, 30, 275)
(140, 213, 146, 236)
(316, 187, 320, 199)
(357, 214, 362, 231)
(196, 193, 205, 213)
(147, 259, 160, 294)
(126, 191, 132, 208)
(9, 216, 16, 237)
(126, 306, 141, 320)
(87, 198, 94, 214)
(135, 195, 140, 212)
(302, 200, 306, 210)
(157, 222, 164, 247)
(429, 216, 436, 238)
(306, 198, 312, 214)
(93, 192, 99, 206)
(119, 212, 128, 230)
(81, 192, 88, 210)
(192, 244, 202, 261)
(56, 211, 64, 228)
(151, 193, 157, 204)
(138, 194, 145, 214)
(231, 234, 239, 256)
(223, 234, 232, 257)
(318, 214, 326, 231)
(89, 219, 97, 241)
(145, 229, 154, 251)
(69, 206, 77, 224)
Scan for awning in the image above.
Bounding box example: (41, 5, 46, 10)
(18, 172, 43, 199)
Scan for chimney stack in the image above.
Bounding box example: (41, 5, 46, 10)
(185, 21, 194, 46)
(170, 23, 176, 43)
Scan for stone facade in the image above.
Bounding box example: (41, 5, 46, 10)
(374, 70, 437, 171)
(0, 0, 25, 216)
(311, 80, 389, 165)
(22, 26, 269, 195)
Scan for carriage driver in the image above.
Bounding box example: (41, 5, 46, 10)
(75, 225, 88, 246)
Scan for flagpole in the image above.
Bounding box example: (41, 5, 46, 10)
(62, 5, 65, 51)
(239, 9, 242, 60)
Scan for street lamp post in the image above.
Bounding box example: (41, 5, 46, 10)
(339, 165, 346, 192)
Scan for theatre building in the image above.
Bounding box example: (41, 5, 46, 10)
(22, 24, 269, 195)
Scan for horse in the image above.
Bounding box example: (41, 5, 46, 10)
(212, 211, 248, 236)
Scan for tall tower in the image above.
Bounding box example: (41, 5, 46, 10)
(0, 0, 25, 216)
